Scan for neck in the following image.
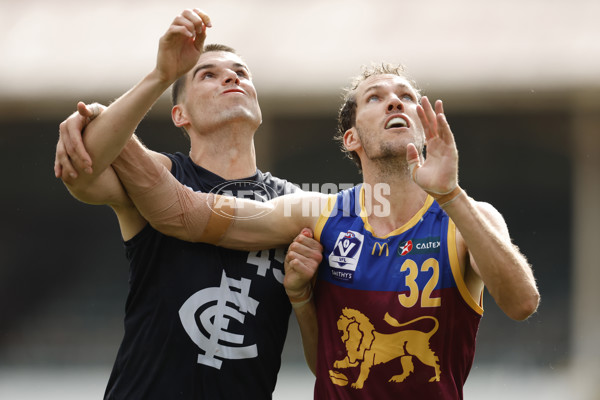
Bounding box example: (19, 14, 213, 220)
(361, 158, 428, 236)
(188, 125, 258, 179)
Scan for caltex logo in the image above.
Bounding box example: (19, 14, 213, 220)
(397, 237, 441, 256)
(398, 240, 413, 256)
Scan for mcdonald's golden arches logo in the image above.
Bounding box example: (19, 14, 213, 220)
(371, 242, 389, 257)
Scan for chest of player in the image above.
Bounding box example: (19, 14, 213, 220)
(318, 212, 455, 301)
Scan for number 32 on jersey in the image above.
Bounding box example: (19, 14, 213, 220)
(399, 258, 441, 308)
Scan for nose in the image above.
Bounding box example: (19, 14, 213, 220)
(223, 70, 240, 85)
(387, 95, 403, 112)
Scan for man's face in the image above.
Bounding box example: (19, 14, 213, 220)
(179, 51, 262, 133)
(350, 74, 424, 164)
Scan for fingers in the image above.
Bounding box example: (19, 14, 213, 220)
(419, 96, 437, 140)
(284, 227, 323, 299)
(422, 96, 437, 124)
(192, 8, 212, 28)
(285, 252, 317, 274)
(77, 101, 94, 118)
(406, 143, 421, 183)
(299, 227, 313, 238)
(284, 241, 320, 298)
(434, 101, 453, 143)
(54, 140, 65, 178)
(422, 98, 452, 144)
(434, 99, 444, 115)
(180, 8, 210, 34)
(287, 239, 322, 263)
(58, 104, 94, 174)
(429, 98, 446, 137)
(284, 250, 318, 293)
(170, 9, 211, 46)
(191, 8, 211, 51)
(416, 105, 428, 143)
(418, 97, 452, 145)
(294, 229, 322, 251)
(55, 136, 78, 180)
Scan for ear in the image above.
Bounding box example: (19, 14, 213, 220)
(172, 105, 189, 128)
(343, 128, 361, 152)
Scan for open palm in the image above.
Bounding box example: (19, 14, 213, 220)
(406, 97, 459, 196)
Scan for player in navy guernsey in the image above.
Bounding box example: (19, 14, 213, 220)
(62, 16, 540, 400)
(104, 153, 299, 399)
(55, 9, 323, 399)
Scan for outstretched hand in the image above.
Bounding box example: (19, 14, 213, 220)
(155, 9, 212, 84)
(406, 96, 459, 198)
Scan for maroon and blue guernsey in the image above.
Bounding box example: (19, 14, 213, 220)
(313, 185, 483, 399)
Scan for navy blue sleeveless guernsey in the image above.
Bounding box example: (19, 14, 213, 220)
(104, 153, 297, 400)
(313, 185, 482, 399)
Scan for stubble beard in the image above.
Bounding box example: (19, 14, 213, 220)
(357, 126, 424, 178)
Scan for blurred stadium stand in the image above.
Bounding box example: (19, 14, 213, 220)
(1, 1, 599, 398)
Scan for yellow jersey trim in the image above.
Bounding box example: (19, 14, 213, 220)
(447, 219, 484, 315)
(314, 195, 337, 242)
(360, 187, 435, 239)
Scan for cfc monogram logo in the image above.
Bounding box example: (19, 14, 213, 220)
(179, 271, 259, 369)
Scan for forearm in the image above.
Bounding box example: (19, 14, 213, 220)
(82, 69, 172, 179)
(443, 191, 539, 320)
(63, 164, 133, 209)
(291, 294, 318, 375)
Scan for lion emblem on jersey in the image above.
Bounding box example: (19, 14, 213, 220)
(329, 308, 441, 389)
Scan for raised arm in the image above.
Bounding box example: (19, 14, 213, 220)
(407, 97, 540, 321)
(53, 104, 148, 240)
(71, 9, 211, 187)
(112, 139, 326, 251)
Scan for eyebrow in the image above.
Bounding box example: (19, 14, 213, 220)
(363, 82, 413, 97)
(192, 62, 250, 79)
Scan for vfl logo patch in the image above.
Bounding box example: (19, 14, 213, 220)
(397, 237, 441, 256)
(328, 231, 364, 282)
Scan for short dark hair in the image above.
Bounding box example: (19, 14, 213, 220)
(335, 63, 421, 171)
